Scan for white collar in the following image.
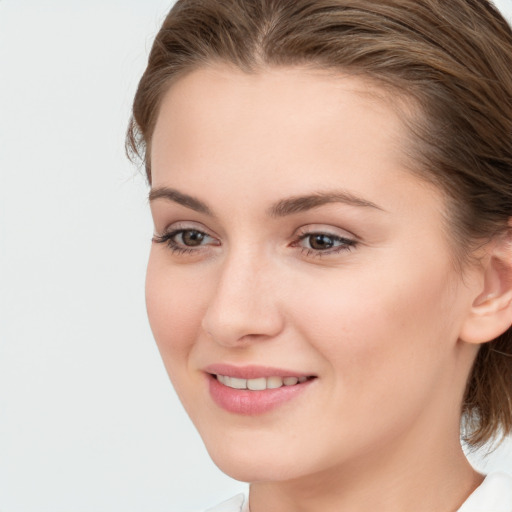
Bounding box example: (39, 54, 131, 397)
(457, 472, 512, 512)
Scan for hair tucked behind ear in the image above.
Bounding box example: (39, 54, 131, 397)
(127, 0, 512, 447)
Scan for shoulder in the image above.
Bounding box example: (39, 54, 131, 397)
(458, 472, 512, 512)
(203, 492, 249, 512)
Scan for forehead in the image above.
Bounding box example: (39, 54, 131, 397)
(152, 66, 408, 172)
(153, 64, 401, 129)
(150, 65, 442, 218)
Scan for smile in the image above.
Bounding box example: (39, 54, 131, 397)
(215, 374, 310, 390)
(206, 367, 316, 415)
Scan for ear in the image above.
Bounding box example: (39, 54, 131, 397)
(459, 225, 512, 345)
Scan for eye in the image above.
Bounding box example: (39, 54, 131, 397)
(303, 234, 338, 250)
(152, 227, 219, 254)
(176, 229, 208, 247)
(294, 230, 357, 256)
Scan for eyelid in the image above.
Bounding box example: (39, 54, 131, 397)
(294, 223, 358, 240)
(154, 220, 218, 239)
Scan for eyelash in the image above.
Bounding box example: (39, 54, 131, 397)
(152, 229, 357, 257)
(152, 229, 215, 255)
(294, 232, 357, 257)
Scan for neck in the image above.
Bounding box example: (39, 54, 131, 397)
(249, 425, 483, 512)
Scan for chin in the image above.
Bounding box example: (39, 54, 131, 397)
(208, 447, 300, 483)
(199, 427, 317, 483)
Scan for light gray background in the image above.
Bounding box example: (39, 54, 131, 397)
(1, 1, 511, 511)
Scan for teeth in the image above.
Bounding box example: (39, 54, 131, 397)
(266, 376, 284, 389)
(230, 377, 247, 389)
(216, 374, 309, 390)
(247, 377, 266, 390)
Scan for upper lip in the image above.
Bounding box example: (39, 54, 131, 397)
(204, 363, 315, 379)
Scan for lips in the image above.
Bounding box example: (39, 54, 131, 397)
(204, 364, 316, 415)
(204, 363, 313, 379)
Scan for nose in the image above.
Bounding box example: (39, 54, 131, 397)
(201, 248, 285, 347)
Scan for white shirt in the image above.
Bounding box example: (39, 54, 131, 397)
(458, 473, 512, 512)
(204, 473, 512, 512)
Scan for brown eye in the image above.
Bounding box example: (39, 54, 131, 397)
(307, 234, 335, 250)
(152, 227, 219, 253)
(295, 231, 357, 255)
(179, 230, 206, 246)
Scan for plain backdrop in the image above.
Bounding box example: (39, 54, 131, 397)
(1, 1, 512, 511)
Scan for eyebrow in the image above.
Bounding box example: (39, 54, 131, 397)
(149, 187, 384, 217)
(268, 191, 384, 217)
(149, 187, 213, 216)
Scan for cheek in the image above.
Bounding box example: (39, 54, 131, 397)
(289, 255, 460, 394)
(145, 250, 207, 372)
(279, 259, 464, 456)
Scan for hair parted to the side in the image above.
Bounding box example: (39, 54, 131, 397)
(127, 0, 512, 447)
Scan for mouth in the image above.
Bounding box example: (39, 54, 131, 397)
(204, 365, 317, 415)
(214, 374, 312, 390)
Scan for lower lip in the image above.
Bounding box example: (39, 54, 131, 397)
(207, 374, 314, 415)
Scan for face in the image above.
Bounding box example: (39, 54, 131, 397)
(147, 65, 479, 483)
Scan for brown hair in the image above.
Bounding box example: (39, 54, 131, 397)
(127, 0, 512, 447)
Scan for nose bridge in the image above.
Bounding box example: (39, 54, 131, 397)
(201, 244, 283, 345)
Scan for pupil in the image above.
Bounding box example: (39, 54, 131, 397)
(310, 234, 333, 250)
(182, 230, 204, 246)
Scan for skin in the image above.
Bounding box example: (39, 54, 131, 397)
(146, 65, 488, 512)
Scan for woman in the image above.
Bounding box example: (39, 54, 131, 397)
(127, 0, 512, 510)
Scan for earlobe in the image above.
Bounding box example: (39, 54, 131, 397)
(460, 228, 512, 345)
